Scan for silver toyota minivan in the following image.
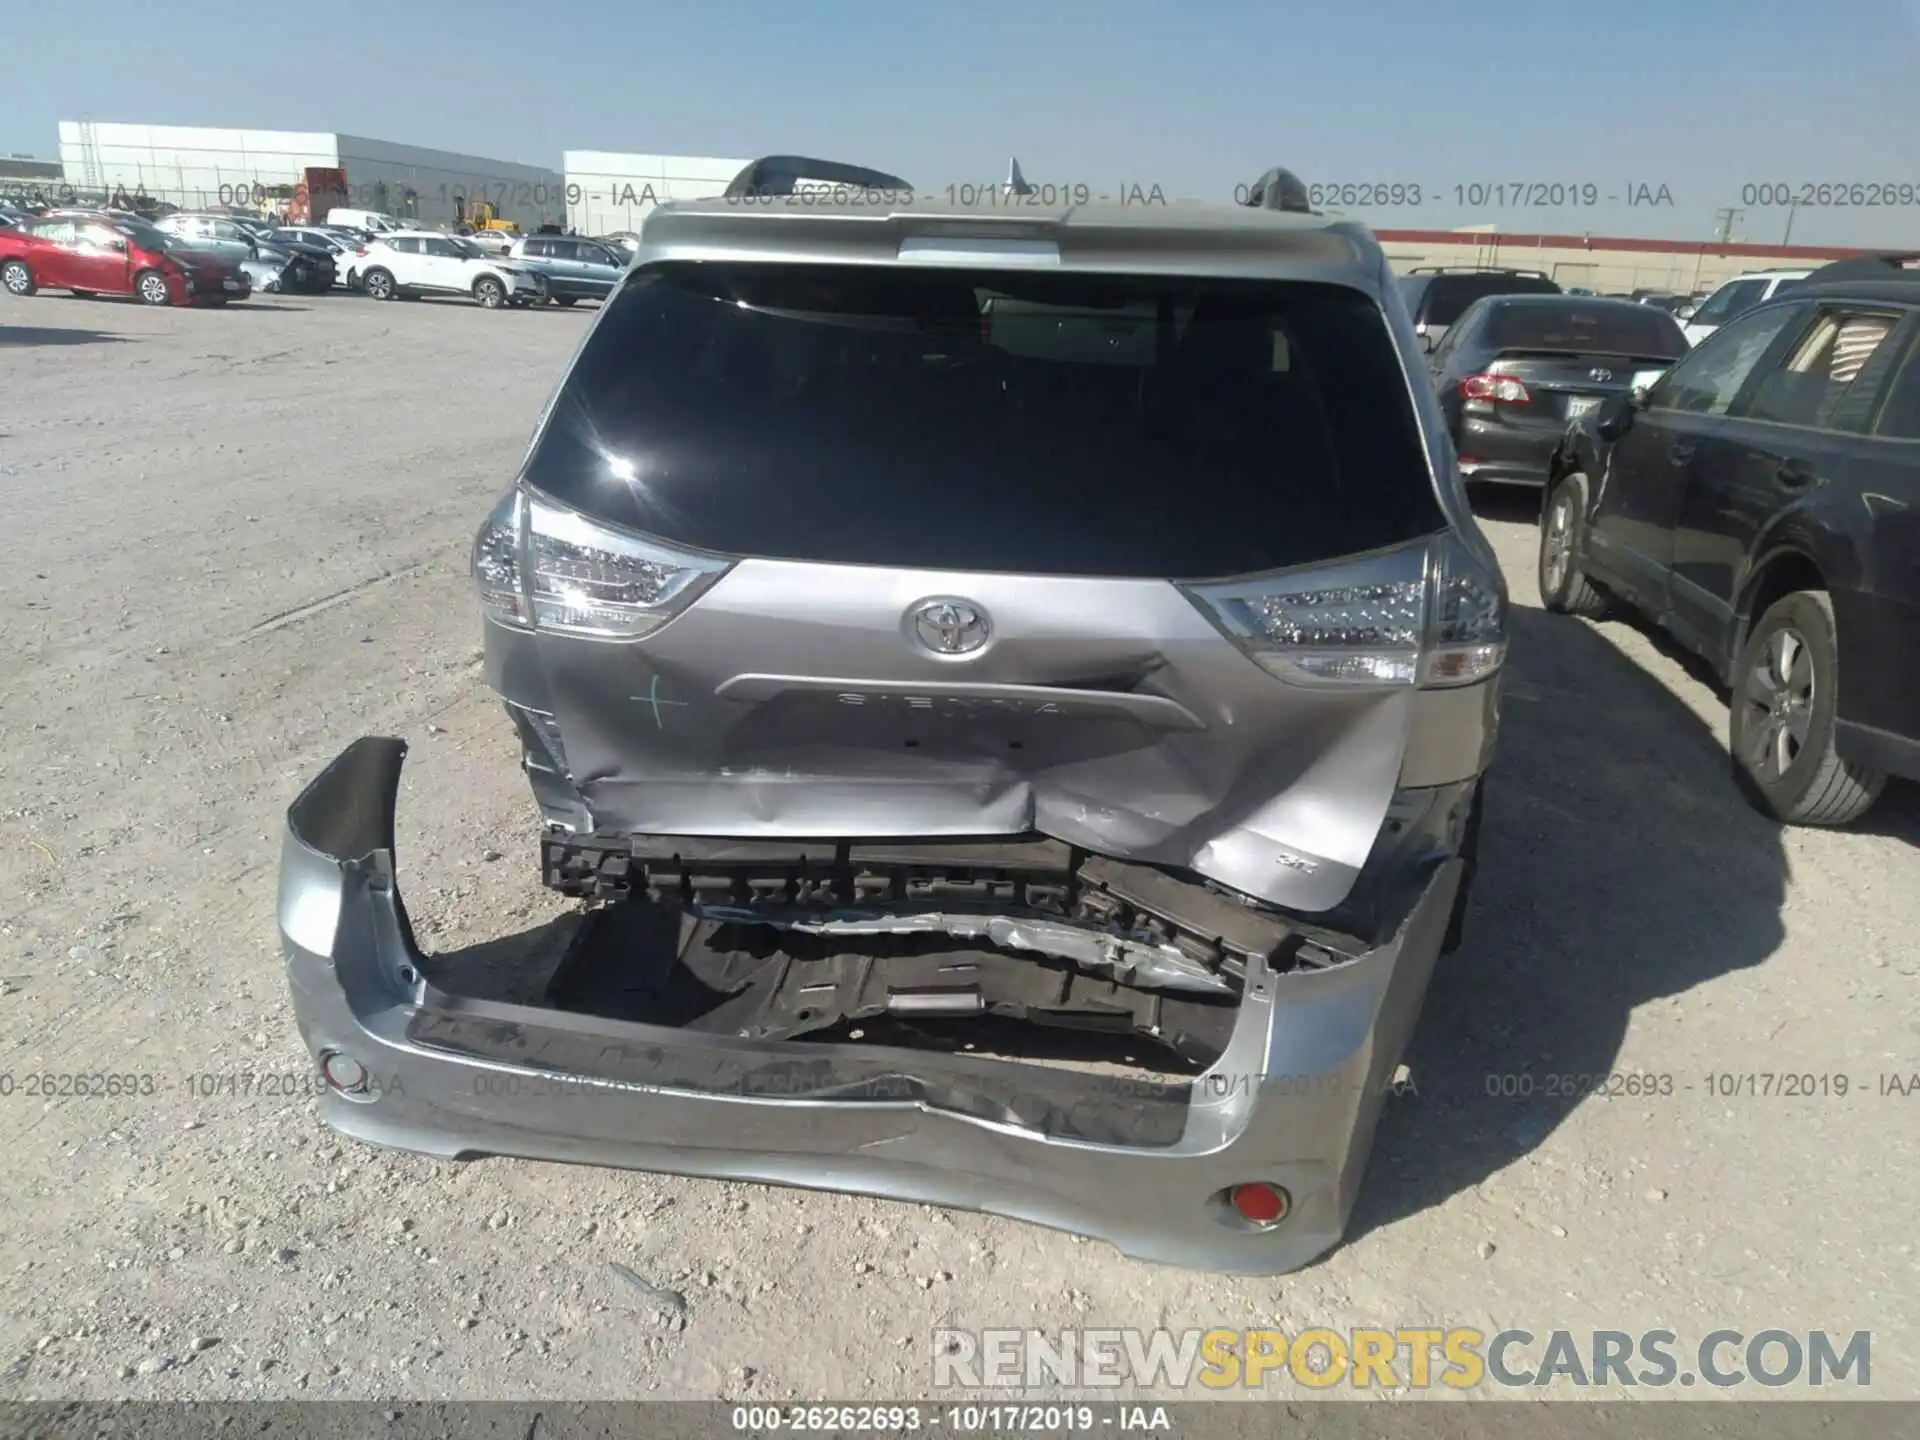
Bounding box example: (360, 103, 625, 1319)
(279, 189, 1506, 1274)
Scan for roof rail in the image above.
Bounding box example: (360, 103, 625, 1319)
(1239, 166, 1314, 214)
(722, 155, 913, 199)
(1795, 251, 1920, 288)
(1407, 265, 1552, 277)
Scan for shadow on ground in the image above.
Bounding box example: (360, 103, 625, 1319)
(1351, 597, 1791, 1240)
(0, 325, 129, 347)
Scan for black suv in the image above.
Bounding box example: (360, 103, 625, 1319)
(1398, 266, 1563, 351)
(1538, 254, 1920, 825)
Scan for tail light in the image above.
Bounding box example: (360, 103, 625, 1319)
(472, 488, 734, 639)
(1183, 533, 1506, 689)
(1460, 373, 1530, 404)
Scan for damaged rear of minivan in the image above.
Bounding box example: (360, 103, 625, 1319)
(279, 197, 1504, 1274)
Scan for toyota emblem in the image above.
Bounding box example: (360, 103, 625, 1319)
(908, 598, 991, 656)
(1589, 367, 1614, 382)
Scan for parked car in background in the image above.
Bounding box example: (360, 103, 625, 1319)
(1679, 270, 1812, 346)
(324, 208, 406, 235)
(1428, 294, 1689, 487)
(154, 213, 336, 294)
(355, 231, 547, 308)
(269, 226, 364, 287)
(153, 212, 268, 248)
(1540, 254, 1920, 825)
(1397, 266, 1562, 351)
(1, 214, 250, 304)
(598, 232, 642, 255)
(456, 226, 516, 257)
(503, 233, 626, 305)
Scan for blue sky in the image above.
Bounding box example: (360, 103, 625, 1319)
(10, 0, 1920, 244)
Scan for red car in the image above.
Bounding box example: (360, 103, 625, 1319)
(0, 214, 250, 305)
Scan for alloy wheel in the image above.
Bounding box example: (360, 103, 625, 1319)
(1542, 493, 1574, 595)
(1740, 626, 1814, 782)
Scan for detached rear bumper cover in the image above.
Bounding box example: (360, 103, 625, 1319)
(279, 738, 1460, 1275)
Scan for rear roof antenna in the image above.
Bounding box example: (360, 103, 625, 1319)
(1242, 166, 1314, 214)
(1005, 157, 1035, 197)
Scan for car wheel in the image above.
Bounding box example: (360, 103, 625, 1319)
(553, 296, 577, 307)
(362, 267, 395, 301)
(3, 260, 38, 296)
(474, 276, 507, 309)
(135, 269, 172, 305)
(1537, 473, 1610, 617)
(1729, 590, 1886, 826)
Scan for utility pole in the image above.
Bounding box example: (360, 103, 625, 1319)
(1713, 207, 1745, 244)
(1782, 198, 1798, 246)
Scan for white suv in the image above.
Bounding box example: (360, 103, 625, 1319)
(354, 230, 548, 309)
(1681, 269, 1811, 346)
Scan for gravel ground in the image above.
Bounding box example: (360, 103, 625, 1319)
(1, 291, 1917, 1404)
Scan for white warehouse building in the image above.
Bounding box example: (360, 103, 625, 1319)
(58, 122, 566, 230)
(563, 152, 748, 235)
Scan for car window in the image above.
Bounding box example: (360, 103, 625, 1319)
(525, 264, 1447, 579)
(1689, 278, 1770, 328)
(1739, 310, 1903, 432)
(116, 222, 171, 251)
(1872, 331, 1920, 440)
(1437, 301, 1481, 350)
(79, 223, 124, 250)
(29, 219, 78, 244)
(385, 237, 418, 255)
(1417, 274, 1560, 327)
(1482, 302, 1688, 358)
(422, 237, 459, 257)
(1649, 303, 1805, 416)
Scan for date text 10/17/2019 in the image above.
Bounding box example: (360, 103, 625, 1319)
(1231, 181, 1678, 209)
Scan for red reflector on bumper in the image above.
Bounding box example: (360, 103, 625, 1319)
(1230, 1182, 1290, 1225)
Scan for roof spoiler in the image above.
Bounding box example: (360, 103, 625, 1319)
(1239, 166, 1314, 214)
(722, 155, 913, 199)
(1796, 251, 1920, 287)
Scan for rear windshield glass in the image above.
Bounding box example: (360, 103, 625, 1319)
(1483, 302, 1688, 358)
(523, 264, 1445, 579)
(1417, 274, 1561, 326)
(1690, 277, 1770, 326)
